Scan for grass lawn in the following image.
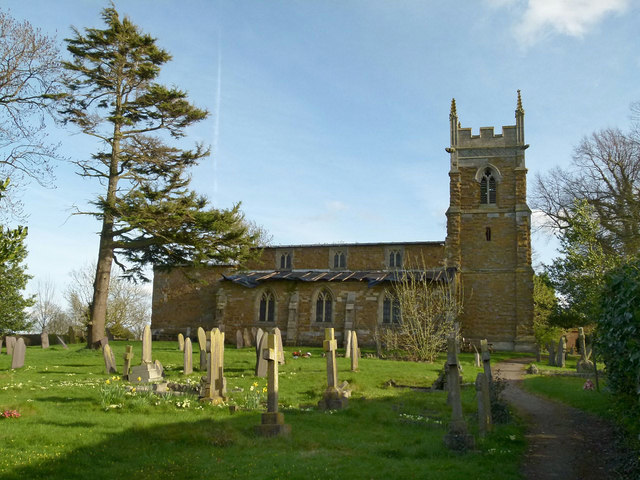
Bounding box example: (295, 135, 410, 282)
(0, 341, 525, 480)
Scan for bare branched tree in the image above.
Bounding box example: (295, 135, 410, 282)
(30, 279, 68, 334)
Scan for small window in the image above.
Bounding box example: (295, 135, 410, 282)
(279, 252, 292, 270)
(333, 251, 346, 269)
(480, 168, 496, 205)
(259, 290, 275, 322)
(389, 249, 402, 268)
(383, 295, 401, 324)
(315, 289, 333, 323)
(485, 227, 491, 241)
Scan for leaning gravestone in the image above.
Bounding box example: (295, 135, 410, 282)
(236, 330, 244, 349)
(255, 332, 291, 436)
(350, 331, 359, 372)
(197, 327, 207, 371)
(56, 335, 68, 349)
(11, 338, 26, 369)
(273, 327, 285, 364)
(443, 336, 474, 450)
(255, 332, 269, 377)
(41, 332, 50, 349)
(178, 333, 185, 352)
(184, 337, 193, 375)
(6, 336, 16, 356)
(103, 343, 117, 374)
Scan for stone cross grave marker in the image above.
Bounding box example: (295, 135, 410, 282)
(345, 329, 352, 358)
(123, 345, 134, 379)
(184, 337, 193, 375)
(56, 335, 68, 349)
(556, 336, 566, 368)
(6, 336, 16, 356)
(255, 331, 269, 377)
(273, 327, 285, 364)
(200, 328, 226, 404)
(480, 339, 492, 385)
(41, 332, 49, 349)
(243, 327, 252, 348)
(318, 328, 349, 410)
(103, 343, 117, 374)
(178, 333, 185, 352)
(576, 327, 594, 373)
(236, 330, 244, 349)
(443, 335, 474, 450)
(547, 341, 556, 366)
(475, 372, 492, 437)
(11, 338, 26, 369)
(350, 330, 359, 372)
(255, 332, 291, 436)
(197, 327, 206, 371)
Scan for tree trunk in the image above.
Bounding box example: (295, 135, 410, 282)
(88, 225, 114, 348)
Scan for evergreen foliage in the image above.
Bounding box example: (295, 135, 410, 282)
(59, 7, 261, 346)
(532, 272, 561, 346)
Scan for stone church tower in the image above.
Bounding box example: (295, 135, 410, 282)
(445, 92, 534, 351)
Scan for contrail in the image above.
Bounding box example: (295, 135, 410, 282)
(212, 29, 222, 201)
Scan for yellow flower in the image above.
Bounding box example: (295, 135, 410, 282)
(131, 388, 136, 393)
(252, 382, 258, 387)
(137, 377, 141, 382)
(262, 387, 267, 393)
(105, 379, 110, 385)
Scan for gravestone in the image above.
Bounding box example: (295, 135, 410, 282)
(41, 332, 50, 349)
(273, 327, 285, 364)
(255, 328, 264, 356)
(200, 328, 226, 404)
(236, 330, 244, 349)
(6, 336, 16, 356)
(197, 327, 207, 371)
(123, 345, 134, 379)
(576, 327, 594, 373)
(0, 338, 3, 355)
(184, 337, 193, 375)
(255, 332, 291, 436)
(129, 325, 163, 382)
(251, 327, 257, 344)
(318, 328, 349, 410)
(11, 338, 26, 369)
(255, 332, 269, 377)
(103, 343, 117, 374)
(56, 335, 68, 349)
(473, 344, 481, 367)
(345, 329, 352, 358)
(443, 336, 474, 450)
(556, 336, 566, 368)
(547, 342, 556, 366)
(350, 330, 359, 372)
(480, 339, 492, 386)
(178, 333, 185, 352)
(68, 326, 77, 344)
(243, 328, 252, 348)
(475, 372, 492, 437)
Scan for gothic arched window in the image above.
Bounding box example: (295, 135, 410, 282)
(389, 249, 402, 268)
(382, 294, 401, 324)
(333, 251, 346, 269)
(279, 252, 292, 270)
(315, 289, 333, 323)
(480, 168, 497, 205)
(259, 290, 276, 322)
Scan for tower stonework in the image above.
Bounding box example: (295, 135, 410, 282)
(445, 92, 535, 351)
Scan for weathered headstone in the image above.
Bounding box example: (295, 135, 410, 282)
(236, 330, 244, 349)
(576, 327, 594, 373)
(56, 335, 68, 349)
(142, 325, 152, 364)
(255, 328, 264, 355)
(255, 332, 269, 377)
(480, 339, 492, 386)
(243, 328, 252, 348)
(318, 328, 349, 410)
(184, 337, 193, 375)
(41, 332, 50, 349)
(344, 329, 352, 358)
(273, 327, 285, 364)
(547, 341, 556, 366)
(556, 336, 566, 368)
(129, 325, 163, 382)
(103, 343, 117, 374)
(197, 327, 206, 371)
(178, 333, 185, 352)
(251, 327, 257, 344)
(475, 372, 492, 437)
(350, 330, 359, 372)
(68, 326, 77, 344)
(123, 345, 134, 379)
(473, 344, 481, 367)
(6, 336, 16, 356)
(443, 336, 474, 450)
(255, 332, 291, 436)
(11, 338, 26, 369)
(200, 328, 226, 404)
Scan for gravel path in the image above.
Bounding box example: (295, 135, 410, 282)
(496, 358, 623, 480)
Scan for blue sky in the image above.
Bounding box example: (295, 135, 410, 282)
(3, 0, 640, 304)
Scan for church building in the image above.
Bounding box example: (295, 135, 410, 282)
(151, 93, 535, 351)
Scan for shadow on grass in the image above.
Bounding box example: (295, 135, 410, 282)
(37, 396, 95, 404)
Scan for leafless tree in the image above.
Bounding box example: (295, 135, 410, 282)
(0, 10, 62, 216)
(30, 278, 68, 334)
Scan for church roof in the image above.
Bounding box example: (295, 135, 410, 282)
(222, 267, 456, 288)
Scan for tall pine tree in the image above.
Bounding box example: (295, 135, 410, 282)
(60, 7, 260, 347)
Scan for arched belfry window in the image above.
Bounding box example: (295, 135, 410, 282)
(480, 168, 497, 205)
(259, 290, 276, 322)
(315, 289, 333, 323)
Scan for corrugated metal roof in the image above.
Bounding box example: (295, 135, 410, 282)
(222, 268, 456, 288)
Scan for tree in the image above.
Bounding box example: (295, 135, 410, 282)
(30, 278, 68, 334)
(59, 7, 260, 347)
(532, 127, 640, 258)
(0, 10, 62, 215)
(532, 272, 561, 347)
(0, 180, 34, 334)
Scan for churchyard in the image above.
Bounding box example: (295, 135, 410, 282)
(0, 335, 614, 480)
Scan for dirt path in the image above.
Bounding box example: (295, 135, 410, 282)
(496, 358, 623, 480)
